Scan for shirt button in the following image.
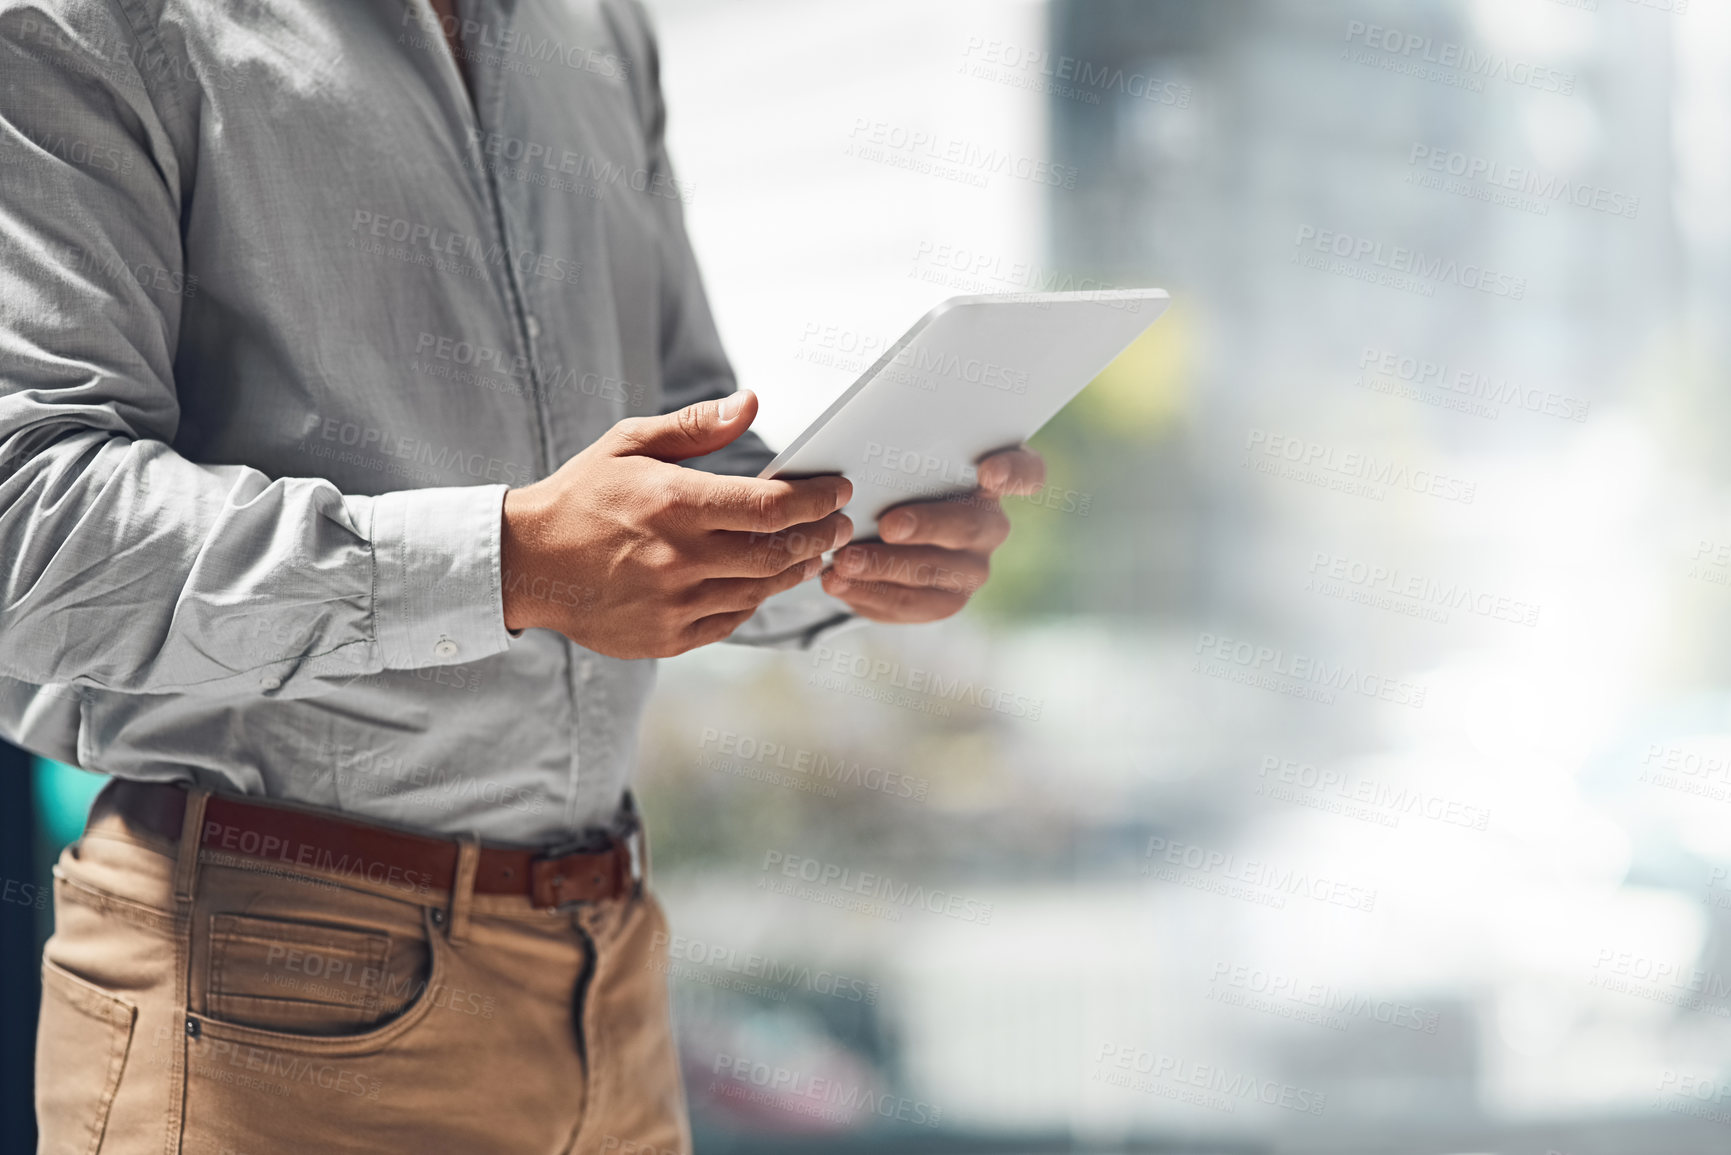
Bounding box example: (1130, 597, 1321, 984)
(260, 674, 281, 691)
(525, 315, 542, 340)
(434, 638, 460, 659)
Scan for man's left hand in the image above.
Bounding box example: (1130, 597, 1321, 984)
(820, 446, 1047, 623)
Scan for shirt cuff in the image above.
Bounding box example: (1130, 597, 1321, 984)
(350, 485, 513, 670)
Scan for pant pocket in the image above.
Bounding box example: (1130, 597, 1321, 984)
(36, 958, 137, 1155)
(205, 912, 426, 1037)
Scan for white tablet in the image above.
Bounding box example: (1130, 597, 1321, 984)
(760, 289, 1171, 538)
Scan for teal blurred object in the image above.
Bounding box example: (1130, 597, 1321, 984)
(32, 758, 107, 853)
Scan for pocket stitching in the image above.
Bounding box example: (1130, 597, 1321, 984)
(189, 906, 446, 1058)
(208, 914, 391, 1030)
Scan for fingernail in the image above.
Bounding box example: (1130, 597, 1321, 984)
(835, 478, 854, 507)
(719, 392, 748, 422)
(881, 512, 913, 542)
(832, 520, 853, 550)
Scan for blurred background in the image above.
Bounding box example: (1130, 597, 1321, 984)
(8, 0, 1731, 1151)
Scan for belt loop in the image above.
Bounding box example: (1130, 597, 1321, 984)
(446, 837, 480, 945)
(173, 787, 211, 904)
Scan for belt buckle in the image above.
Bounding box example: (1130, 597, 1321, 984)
(530, 839, 599, 910)
(530, 828, 641, 910)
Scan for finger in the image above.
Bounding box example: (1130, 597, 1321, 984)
(690, 556, 825, 614)
(875, 496, 1010, 552)
(974, 446, 1046, 497)
(679, 607, 759, 652)
(830, 543, 987, 595)
(820, 571, 971, 624)
(695, 473, 853, 534)
(608, 390, 757, 462)
(705, 512, 854, 578)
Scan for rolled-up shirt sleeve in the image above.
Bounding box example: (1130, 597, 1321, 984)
(0, 6, 509, 697)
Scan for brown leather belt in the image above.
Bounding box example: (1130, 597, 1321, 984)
(92, 779, 642, 909)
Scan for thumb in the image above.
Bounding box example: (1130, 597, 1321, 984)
(608, 390, 757, 462)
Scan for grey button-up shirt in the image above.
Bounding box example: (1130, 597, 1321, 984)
(0, 0, 857, 843)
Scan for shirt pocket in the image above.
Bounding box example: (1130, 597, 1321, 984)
(206, 913, 426, 1036)
(36, 958, 136, 1155)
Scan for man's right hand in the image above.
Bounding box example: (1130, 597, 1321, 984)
(500, 390, 853, 658)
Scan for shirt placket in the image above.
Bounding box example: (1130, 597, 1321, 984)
(413, 0, 555, 483)
(413, 0, 586, 826)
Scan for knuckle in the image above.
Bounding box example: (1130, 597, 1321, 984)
(643, 479, 681, 520)
(753, 488, 782, 531)
(610, 416, 647, 445)
(644, 539, 686, 577)
(675, 404, 706, 445)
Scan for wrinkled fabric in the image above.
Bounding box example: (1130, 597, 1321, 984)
(0, 0, 857, 841)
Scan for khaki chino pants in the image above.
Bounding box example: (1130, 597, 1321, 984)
(34, 790, 690, 1154)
